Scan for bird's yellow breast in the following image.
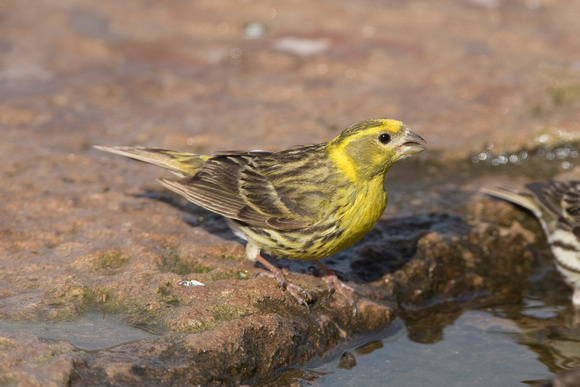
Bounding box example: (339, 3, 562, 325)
(327, 175, 387, 255)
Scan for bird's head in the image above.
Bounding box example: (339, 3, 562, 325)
(326, 118, 426, 182)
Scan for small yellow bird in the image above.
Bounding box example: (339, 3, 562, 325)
(95, 119, 426, 312)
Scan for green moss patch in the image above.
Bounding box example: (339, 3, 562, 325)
(161, 245, 213, 275)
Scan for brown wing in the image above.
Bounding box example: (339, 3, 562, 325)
(561, 181, 580, 226)
(159, 151, 313, 230)
(526, 180, 580, 228)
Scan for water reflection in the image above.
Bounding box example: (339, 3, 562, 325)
(302, 311, 551, 386)
(291, 264, 580, 386)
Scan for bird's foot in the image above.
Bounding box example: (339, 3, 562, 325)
(316, 261, 358, 316)
(255, 255, 309, 310)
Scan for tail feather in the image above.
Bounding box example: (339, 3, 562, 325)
(94, 145, 208, 177)
(481, 186, 541, 216)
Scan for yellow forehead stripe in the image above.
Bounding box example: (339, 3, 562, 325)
(376, 119, 404, 133)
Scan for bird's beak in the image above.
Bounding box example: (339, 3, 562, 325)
(398, 130, 426, 155)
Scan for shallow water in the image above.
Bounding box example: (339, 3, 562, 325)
(300, 267, 580, 386)
(306, 312, 550, 386)
(0, 312, 156, 351)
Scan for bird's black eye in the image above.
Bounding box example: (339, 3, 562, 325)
(378, 133, 391, 144)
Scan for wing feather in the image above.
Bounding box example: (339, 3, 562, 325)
(527, 181, 580, 226)
(157, 150, 318, 230)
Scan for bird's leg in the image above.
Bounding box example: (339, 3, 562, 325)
(253, 254, 309, 308)
(315, 261, 357, 316)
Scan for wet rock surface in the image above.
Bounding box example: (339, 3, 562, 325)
(1, 0, 580, 385)
(0, 195, 541, 385)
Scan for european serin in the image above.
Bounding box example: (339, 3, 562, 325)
(95, 118, 426, 312)
(483, 181, 580, 318)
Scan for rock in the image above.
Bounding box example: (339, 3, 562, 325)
(2, 0, 579, 384)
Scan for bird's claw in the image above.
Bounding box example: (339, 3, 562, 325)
(323, 276, 358, 316)
(316, 261, 358, 316)
(254, 255, 310, 311)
